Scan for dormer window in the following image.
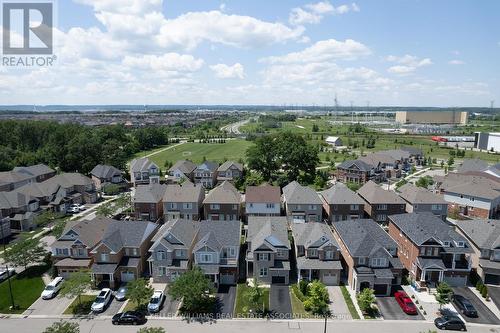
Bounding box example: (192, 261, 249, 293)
(443, 241, 450, 247)
(456, 241, 465, 248)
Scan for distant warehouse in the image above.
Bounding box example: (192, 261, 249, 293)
(474, 132, 500, 153)
(395, 111, 468, 125)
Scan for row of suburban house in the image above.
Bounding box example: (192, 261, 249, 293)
(49, 211, 500, 295)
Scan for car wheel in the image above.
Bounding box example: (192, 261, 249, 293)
(112, 322, 117, 326)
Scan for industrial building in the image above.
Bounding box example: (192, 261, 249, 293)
(474, 132, 500, 152)
(395, 111, 468, 125)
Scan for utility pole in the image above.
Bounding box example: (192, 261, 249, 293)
(0, 224, 16, 310)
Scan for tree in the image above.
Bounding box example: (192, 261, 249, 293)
(126, 278, 154, 309)
(447, 156, 454, 166)
(303, 281, 329, 315)
(168, 267, 215, 313)
(356, 288, 376, 314)
(114, 192, 132, 213)
(137, 328, 165, 333)
(42, 321, 79, 333)
(59, 270, 92, 306)
(246, 279, 265, 312)
(52, 219, 68, 238)
(312, 124, 319, 132)
(95, 201, 115, 218)
(34, 210, 64, 228)
(2, 238, 47, 269)
(435, 282, 453, 309)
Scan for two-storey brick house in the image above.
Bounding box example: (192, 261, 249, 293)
(292, 222, 342, 285)
(335, 160, 382, 185)
(168, 160, 197, 184)
(388, 213, 473, 290)
(320, 182, 365, 222)
(357, 181, 406, 223)
(332, 218, 403, 296)
(398, 183, 448, 220)
(163, 182, 204, 221)
(133, 183, 167, 222)
(148, 218, 198, 283)
(203, 181, 241, 221)
(245, 183, 281, 217)
(246, 216, 291, 284)
(282, 181, 323, 223)
(216, 161, 244, 184)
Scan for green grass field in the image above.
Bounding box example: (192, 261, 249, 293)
(63, 294, 95, 315)
(234, 283, 270, 316)
(147, 140, 254, 169)
(0, 265, 48, 314)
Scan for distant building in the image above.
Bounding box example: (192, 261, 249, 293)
(129, 157, 160, 186)
(474, 132, 500, 153)
(395, 111, 468, 125)
(325, 136, 343, 147)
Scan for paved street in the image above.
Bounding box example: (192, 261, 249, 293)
(452, 287, 500, 325)
(376, 297, 424, 320)
(23, 295, 76, 316)
(1, 317, 499, 333)
(269, 285, 292, 317)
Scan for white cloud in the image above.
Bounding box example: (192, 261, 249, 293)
(122, 53, 204, 72)
(210, 63, 245, 79)
(386, 54, 432, 74)
(289, 1, 359, 25)
(262, 39, 371, 64)
(448, 59, 465, 65)
(74, 0, 162, 15)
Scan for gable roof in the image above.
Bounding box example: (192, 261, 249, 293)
(203, 181, 241, 204)
(282, 181, 322, 205)
(401, 147, 423, 156)
(0, 191, 36, 209)
(247, 216, 290, 252)
(245, 183, 281, 203)
(169, 160, 197, 174)
(320, 182, 365, 205)
(332, 218, 397, 257)
(60, 217, 112, 248)
(456, 219, 500, 250)
(150, 218, 198, 251)
(357, 181, 405, 204)
(163, 181, 204, 203)
(0, 171, 33, 185)
(337, 159, 374, 172)
(13, 164, 54, 177)
(134, 184, 167, 203)
(193, 220, 241, 252)
(457, 159, 489, 174)
(292, 222, 339, 249)
(99, 220, 158, 253)
(90, 164, 122, 179)
(196, 161, 219, 172)
(130, 157, 158, 173)
(389, 212, 471, 248)
(398, 183, 447, 205)
(217, 161, 243, 172)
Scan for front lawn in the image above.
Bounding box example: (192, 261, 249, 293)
(0, 264, 48, 314)
(233, 283, 269, 317)
(63, 294, 95, 315)
(290, 285, 311, 318)
(340, 285, 360, 320)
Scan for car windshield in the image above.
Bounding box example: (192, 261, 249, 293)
(95, 297, 105, 303)
(150, 296, 161, 304)
(118, 288, 126, 293)
(404, 300, 415, 307)
(45, 285, 55, 291)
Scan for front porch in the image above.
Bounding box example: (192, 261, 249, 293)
(91, 263, 118, 289)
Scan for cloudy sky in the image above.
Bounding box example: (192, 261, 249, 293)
(1, 0, 499, 106)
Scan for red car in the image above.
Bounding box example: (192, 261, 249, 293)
(394, 291, 417, 315)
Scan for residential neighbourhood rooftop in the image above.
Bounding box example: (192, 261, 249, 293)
(247, 216, 290, 252)
(90, 164, 123, 178)
(134, 184, 167, 203)
(203, 180, 241, 204)
(455, 219, 500, 249)
(245, 183, 281, 203)
(320, 182, 365, 205)
(357, 180, 406, 204)
(168, 160, 197, 174)
(398, 183, 447, 204)
(163, 181, 204, 203)
(282, 181, 322, 205)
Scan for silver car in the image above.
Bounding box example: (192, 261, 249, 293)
(115, 286, 128, 301)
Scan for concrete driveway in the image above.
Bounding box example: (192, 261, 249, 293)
(156, 292, 180, 317)
(452, 287, 500, 325)
(216, 285, 236, 317)
(489, 286, 500, 311)
(269, 285, 292, 318)
(376, 297, 424, 320)
(95, 297, 123, 317)
(24, 295, 76, 316)
(327, 286, 353, 320)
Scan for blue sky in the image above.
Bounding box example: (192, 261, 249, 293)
(1, 0, 499, 106)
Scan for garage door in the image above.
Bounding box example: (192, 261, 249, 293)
(322, 272, 337, 286)
(121, 271, 135, 282)
(220, 273, 235, 285)
(444, 275, 467, 287)
(272, 276, 286, 284)
(485, 274, 500, 285)
(374, 284, 388, 295)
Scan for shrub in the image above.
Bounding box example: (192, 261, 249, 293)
(476, 282, 483, 291)
(299, 279, 309, 296)
(481, 285, 488, 298)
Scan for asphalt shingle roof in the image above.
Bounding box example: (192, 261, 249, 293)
(217, 161, 243, 172)
(163, 182, 204, 203)
(337, 159, 374, 172)
(456, 219, 500, 250)
(282, 181, 322, 205)
(193, 220, 241, 252)
(291, 222, 339, 249)
(90, 164, 122, 179)
(357, 181, 405, 204)
(169, 160, 197, 174)
(398, 183, 447, 205)
(134, 184, 167, 203)
(130, 157, 158, 173)
(320, 182, 365, 205)
(247, 216, 290, 252)
(13, 164, 54, 177)
(203, 181, 241, 204)
(150, 218, 198, 252)
(245, 183, 281, 203)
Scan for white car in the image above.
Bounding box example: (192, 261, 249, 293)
(0, 268, 16, 282)
(147, 290, 165, 313)
(69, 203, 86, 212)
(41, 276, 64, 300)
(91, 288, 113, 313)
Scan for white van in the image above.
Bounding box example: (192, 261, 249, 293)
(41, 277, 64, 300)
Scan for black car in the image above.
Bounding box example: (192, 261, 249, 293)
(112, 311, 146, 325)
(434, 315, 467, 331)
(453, 294, 478, 317)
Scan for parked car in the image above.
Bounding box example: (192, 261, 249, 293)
(91, 288, 113, 313)
(147, 290, 165, 313)
(112, 311, 146, 325)
(0, 268, 16, 282)
(394, 291, 417, 315)
(41, 277, 64, 300)
(434, 315, 466, 331)
(453, 294, 478, 317)
(115, 286, 128, 301)
(67, 206, 80, 214)
(69, 204, 86, 212)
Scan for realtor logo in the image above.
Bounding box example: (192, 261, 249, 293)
(1, 0, 56, 67)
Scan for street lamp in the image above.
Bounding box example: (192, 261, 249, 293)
(0, 220, 16, 310)
(323, 309, 331, 333)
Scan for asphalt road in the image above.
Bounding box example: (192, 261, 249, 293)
(376, 297, 424, 320)
(2, 317, 499, 333)
(96, 297, 123, 317)
(269, 285, 292, 317)
(452, 287, 500, 325)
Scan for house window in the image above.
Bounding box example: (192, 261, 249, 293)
(308, 249, 318, 257)
(309, 205, 316, 210)
(200, 253, 213, 263)
(266, 203, 275, 209)
(158, 267, 167, 276)
(77, 248, 85, 256)
(443, 241, 450, 247)
(325, 250, 334, 260)
(377, 204, 387, 210)
(249, 203, 253, 208)
(232, 204, 238, 210)
(480, 249, 490, 258)
(358, 257, 366, 265)
(431, 204, 442, 211)
(175, 249, 185, 258)
(170, 203, 177, 209)
(56, 248, 69, 256)
(210, 204, 220, 210)
(296, 205, 301, 210)
(229, 247, 236, 257)
(259, 268, 268, 277)
(257, 253, 269, 261)
(157, 251, 166, 260)
(494, 251, 500, 261)
(350, 204, 359, 211)
(457, 241, 465, 247)
(100, 253, 110, 262)
(376, 214, 387, 221)
(371, 258, 386, 267)
(183, 203, 192, 209)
